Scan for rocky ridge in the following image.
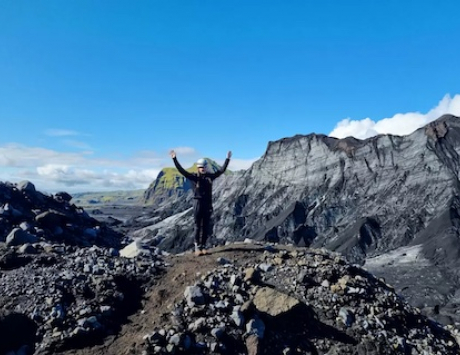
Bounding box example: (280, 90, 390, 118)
(4, 240, 460, 355)
(130, 114, 460, 264)
(138, 243, 460, 355)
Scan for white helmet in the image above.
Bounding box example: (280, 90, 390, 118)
(196, 158, 207, 168)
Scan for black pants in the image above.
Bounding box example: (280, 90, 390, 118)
(193, 199, 212, 246)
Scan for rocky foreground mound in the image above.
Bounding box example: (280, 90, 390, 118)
(137, 243, 460, 355)
(4, 242, 460, 355)
(0, 180, 165, 354)
(1, 180, 460, 354)
(0, 242, 164, 355)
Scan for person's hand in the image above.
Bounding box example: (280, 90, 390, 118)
(170, 150, 176, 159)
(227, 151, 232, 159)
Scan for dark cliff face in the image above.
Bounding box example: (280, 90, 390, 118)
(223, 115, 460, 266)
(133, 115, 460, 268)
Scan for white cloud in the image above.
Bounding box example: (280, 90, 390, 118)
(126, 168, 161, 182)
(0, 144, 88, 167)
(33, 164, 161, 192)
(44, 129, 80, 137)
(0, 142, 257, 194)
(329, 118, 378, 140)
(172, 146, 196, 155)
(62, 139, 93, 150)
(329, 94, 460, 139)
(37, 164, 72, 178)
(0, 145, 167, 193)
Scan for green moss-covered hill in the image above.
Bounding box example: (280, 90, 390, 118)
(143, 158, 230, 206)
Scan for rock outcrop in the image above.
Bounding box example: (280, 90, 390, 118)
(0, 181, 165, 354)
(0, 181, 121, 249)
(141, 243, 460, 355)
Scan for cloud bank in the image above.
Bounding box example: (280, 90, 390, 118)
(0, 142, 257, 194)
(1, 94, 458, 194)
(329, 94, 460, 139)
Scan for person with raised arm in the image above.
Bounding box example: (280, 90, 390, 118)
(170, 150, 232, 255)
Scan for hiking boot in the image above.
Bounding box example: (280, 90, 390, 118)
(200, 245, 207, 255)
(194, 244, 202, 256)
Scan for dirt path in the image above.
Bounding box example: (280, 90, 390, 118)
(62, 244, 267, 355)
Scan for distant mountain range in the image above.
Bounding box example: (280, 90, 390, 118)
(71, 189, 144, 207)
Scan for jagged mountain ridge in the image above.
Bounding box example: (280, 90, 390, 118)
(130, 114, 460, 261)
(125, 114, 460, 313)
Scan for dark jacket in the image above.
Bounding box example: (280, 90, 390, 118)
(173, 157, 230, 206)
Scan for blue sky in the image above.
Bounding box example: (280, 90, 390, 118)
(1, 1, 460, 193)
